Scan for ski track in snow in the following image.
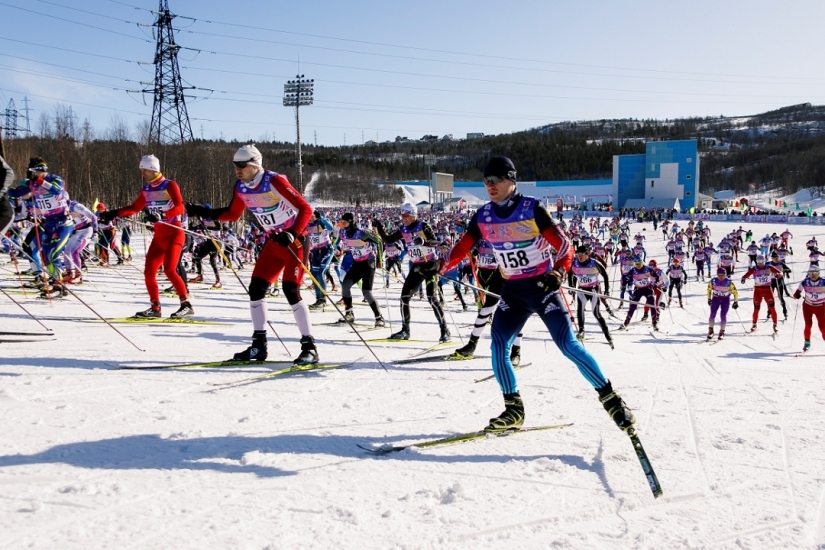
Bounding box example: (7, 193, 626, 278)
(3, 219, 825, 547)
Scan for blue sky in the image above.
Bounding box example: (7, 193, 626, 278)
(2, 0, 824, 146)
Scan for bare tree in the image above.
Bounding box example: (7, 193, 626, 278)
(105, 114, 131, 142)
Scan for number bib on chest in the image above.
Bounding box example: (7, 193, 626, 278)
(236, 172, 297, 232)
(476, 198, 553, 280)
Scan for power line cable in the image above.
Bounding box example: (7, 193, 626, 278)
(16, 0, 825, 87)
(98, 0, 825, 83)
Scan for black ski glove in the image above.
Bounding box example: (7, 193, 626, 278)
(185, 203, 213, 219)
(270, 230, 296, 247)
(97, 209, 119, 224)
(537, 269, 564, 293)
(732, 302, 739, 309)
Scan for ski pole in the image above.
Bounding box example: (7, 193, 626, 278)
(791, 298, 800, 347)
(62, 285, 145, 352)
(0, 287, 52, 332)
(438, 274, 662, 311)
(285, 245, 388, 372)
(381, 268, 393, 331)
(152, 221, 292, 357)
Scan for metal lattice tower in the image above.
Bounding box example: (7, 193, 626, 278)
(283, 75, 314, 191)
(145, 0, 193, 145)
(3, 99, 19, 139)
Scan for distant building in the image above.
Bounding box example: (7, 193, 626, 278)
(421, 135, 439, 142)
(466, 133, 484, 139)
(612, 139, 699, 210)
(441, 134, 454, 141)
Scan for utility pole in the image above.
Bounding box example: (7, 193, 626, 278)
(21, 96, 32, 134)
(283, 74, 313, 192)
(314, 130, 317, 147)
(144, 0, 194, 145)
(3, 99, 18, 139)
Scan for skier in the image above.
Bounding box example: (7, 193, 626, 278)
(336, 212, 385, 327)
(666, 257, 687, 308)
(439, 156, 635, 433)
(707, 267, 739, 340)
(568, 245, 614, 348)
(189, 209, 223, 289)
(185, 144, 318, 364)
(617, 255, 661, 331)
(306, 209, 336, 311)
(740, 254, 782, 333)
(7, 158, 74, 297)
(793, 265, 825, 353)
(64, 200, 98, 284)
(372, 202, 450, 343)
(97, 155, 193, 318)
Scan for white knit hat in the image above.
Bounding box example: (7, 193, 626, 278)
(139, 154, 161, 172)
(234, 144, 263, 167)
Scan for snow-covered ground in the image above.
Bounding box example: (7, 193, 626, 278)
(750, 186, 825, 215)
(1, 220, 824, 548)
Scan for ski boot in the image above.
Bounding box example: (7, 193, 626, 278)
(485, 392, 525, 432)
(616, 321, 629, 331)
(189, 274, 204, 283)
(133, 302, 162, 318)
(389, 325, 410, 340)
(40, 282, 68, 299)
(294, 335, 319, 365)
(374, 316, 386, 328)
(269, 287, 281, 298)
(576, 330, 585, 343)
(641, 313, 649, 322)
(597, 380, 635, 432)
(234, 330, 268, 361)
(750, 323, 757, 333)
(510, 344, 521, 367)
(607, 337, 615, 350)
(438, 324, 451, 343)
(454, 337, 479, 358)
(335, 298, 345, 306)
(718, 329, 725, 340)
(773, 323, 778, 334)
(211, 281, 222, 289)
(336, 310, 355, 324)
(707, 327, 714, 340)
(170, 301, 194, 318)
(803, 340, 811, 352)
(679, 300, 683, 308)
(652, 321, 659, 332)
(308, 298, 326, 312)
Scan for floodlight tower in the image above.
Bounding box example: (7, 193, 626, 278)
(283, 75, 314, 191)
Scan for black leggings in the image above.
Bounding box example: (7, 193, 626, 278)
(400, 263, 444, 329)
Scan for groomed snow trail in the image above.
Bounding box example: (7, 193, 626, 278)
(1, 219, 824, 548)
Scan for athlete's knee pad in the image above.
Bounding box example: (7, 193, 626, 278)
(282, 281, 301, 305)
(248, 277, 269, 301)
(754, 304, 761, 312)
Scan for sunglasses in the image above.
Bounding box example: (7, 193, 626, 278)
(233, 160, 254, 168)
(483, 176, 505, 186)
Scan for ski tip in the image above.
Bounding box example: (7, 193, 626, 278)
(356, 443, 398, 454)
